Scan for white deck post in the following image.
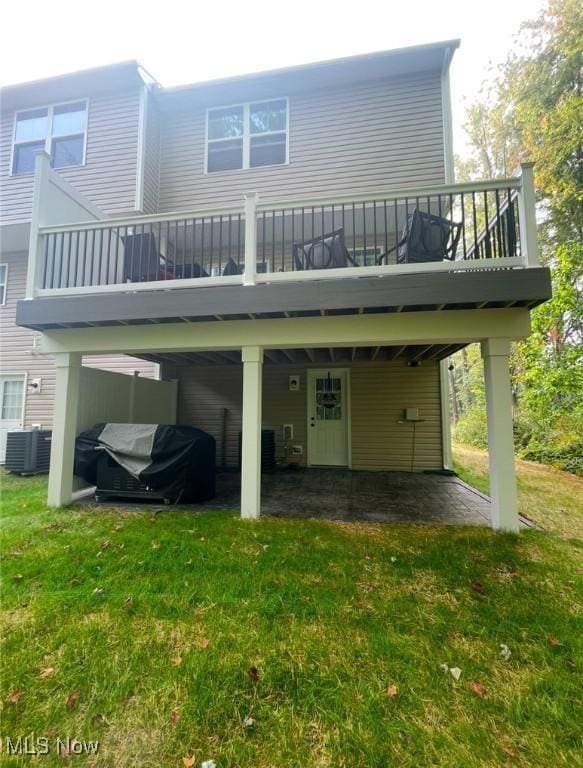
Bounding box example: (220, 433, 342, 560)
(481, 339, 519, 532)
(241, 345, 263, 518)
(25, 152, 51, 299)
(518, 162, 539, 267)
(47, 352, 81, 507)
(243, 192, 258, 286)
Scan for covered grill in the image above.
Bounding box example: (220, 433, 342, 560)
(75, 423, 216, 504)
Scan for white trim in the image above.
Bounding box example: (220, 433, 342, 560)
(36, 273, 244, 298)
(0, 263, 8, 306)
(10, 99, 89, 176)
(307, 367, 351, 468)
(204, 97, 289, 174)
(39, 309, 533, 357)
(441, 47, 455, 184)
(135, 85, 148, 212)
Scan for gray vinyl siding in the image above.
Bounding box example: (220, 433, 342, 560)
(174, 360, 443, 471)
(158, 71, 445, 212)
(0, 250, 157, 431)
(0, 89, 142, 225)
(141, 92, 160, 214)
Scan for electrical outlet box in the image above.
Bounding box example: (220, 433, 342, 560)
(289, 375, 300, 391)
(405, 407, 420, 422)
(283, 424, 294, 441)
(291, 445, 303, 456)
(28, 377, 42, 394)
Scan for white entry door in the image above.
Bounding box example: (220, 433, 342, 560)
(0, 376, 26, 464)
(307, 369, 349, 466)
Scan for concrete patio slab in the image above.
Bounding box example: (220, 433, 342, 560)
(201, 468, 494, 526)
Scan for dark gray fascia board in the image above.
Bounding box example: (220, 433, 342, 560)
(16, 268, 552, 330)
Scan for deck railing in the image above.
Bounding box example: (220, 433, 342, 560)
(28, 163, 538, 298)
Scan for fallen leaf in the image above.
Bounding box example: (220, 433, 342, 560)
(390, 556, 397, 563)
(449, 667, 462, 681)
(471, 581, 485, 593)
(170, 709, 180, 726)
(248, 666, 259, 683)
(502, 745, 516, 757)
(182, 757, 196, 768)
(385, 684, 398, 697)
(13, 573, 23, 582)
(185, 559, 193, 565)
(171, 656, 182, 667)
(565, 657, 576, 670)
(151, 542, 160, 549)
(547, 634, 561, 646)
(100, 540, 111, 550)
(469, 680, 486, 698)
(440, 663, 449, 673)
(114, 523, 124, 531)
(201, 761, 216, 768)
(40, 667, 55, 679)
(500, 643, 512, 661)
(92, 587, 105, 595)
(243, 715, 255, 727)
(357, 582, 376, 593)
(92, 713, 110, 726)
(199, 638, 210, 650)
(122, 596, 133, 608)
(8, 689, 23, 703)
(65, 691, 79, 710)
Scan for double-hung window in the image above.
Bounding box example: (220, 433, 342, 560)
(12, 101, 87, 175)
(206, 98, 288, 173)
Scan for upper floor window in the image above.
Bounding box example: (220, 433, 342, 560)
(12, 101, 87, 175)
(206, 98, 288, 173)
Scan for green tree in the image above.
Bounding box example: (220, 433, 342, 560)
(452, 0, 583, 474)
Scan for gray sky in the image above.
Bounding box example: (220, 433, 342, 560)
(1, 0, 544, 156)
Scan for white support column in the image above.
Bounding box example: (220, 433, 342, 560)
(243, 192, 258, 286)
(518, 162, 540, 267)
(47, 352, 81, 507)
(481, 339, 519, 532)
(439, 359, 453, 470)
(241, 345, 263, 519)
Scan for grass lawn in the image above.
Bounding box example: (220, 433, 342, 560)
(1, 453, 582, 767)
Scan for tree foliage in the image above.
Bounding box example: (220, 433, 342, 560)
(451, 0, 583, 474)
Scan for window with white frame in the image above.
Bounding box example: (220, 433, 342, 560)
(206, 99, 288, 173)
(0, 265, 7, 305)
(0, 378, 24, 421)
(12, 101, 87, 175)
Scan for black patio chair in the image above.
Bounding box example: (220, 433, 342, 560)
(123, 232, 174, 281)
(293, 228, 356, 271)
(377, 208, 462, 265)
(222, 257, 242, 276)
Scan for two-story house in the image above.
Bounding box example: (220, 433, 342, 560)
(5, 41, 551, 531)
(0, 62, 158, 460)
